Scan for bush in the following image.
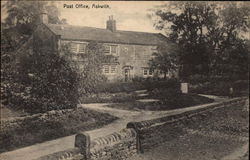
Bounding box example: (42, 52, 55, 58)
(9, 48, 79, 113)
(77, 42, 107, 94)
(189, 80, 249, 96)
(95, 82, 145, 93)
(142, 78, 180, 91)
(93, 78, 180, 94)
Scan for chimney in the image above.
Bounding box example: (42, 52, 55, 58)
(106, 16, 116, 32)
(39, 8, 48, 24)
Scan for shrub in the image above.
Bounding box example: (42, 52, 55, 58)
(77, 42, 107, 94)
(9, 48, 79, 113)
(189, 80, 249, 96)
(142, 78, 180, 91)
(93, 78, 180, 94)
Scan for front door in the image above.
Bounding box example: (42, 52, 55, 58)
(124, 69, 130, 82)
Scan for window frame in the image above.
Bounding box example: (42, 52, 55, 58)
(102, 64, 117, 75)
(104, 44, 118, 56)
(143, 68, 154, 77)
(70, 42, 87, 54)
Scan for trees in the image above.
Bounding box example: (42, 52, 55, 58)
(60, 41, 107, 95)
(149, 43, 180, 79)
(3, 1, 66, 32)
(1, 2, 77, 113)
(151, 2, 249, 80)
(78, 42, 107, 94)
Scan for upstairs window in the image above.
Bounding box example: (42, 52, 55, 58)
(70, 43, 78, 53)
(78, 44, 86, 53)
(70, 42, 86, 54)
(110, 45, 117, 54)
(104, 44, 118, 56)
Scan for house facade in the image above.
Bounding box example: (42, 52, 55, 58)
(33, 13, 176, 82)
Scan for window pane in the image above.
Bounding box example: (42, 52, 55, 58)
(111, 45, 117, 54)
(149, 69, 153, 75)
(104, 45, 110, 54)
(79, 44, 86, 53)
(104, 65, 109, 73)
(70, 43, 78, 53)
(111, 65, 116, 73)
(143, 69, 148, 75)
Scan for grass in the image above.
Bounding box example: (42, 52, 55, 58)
(0, 107, 118, 153)
(102, 89, 214, 111)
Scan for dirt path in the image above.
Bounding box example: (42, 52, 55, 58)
(0, 96, 223, 160)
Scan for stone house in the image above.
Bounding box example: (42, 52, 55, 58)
(33, 12, 176, 82)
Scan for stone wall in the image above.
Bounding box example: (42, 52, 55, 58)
(75, 128, 137, 160)
(127, 97, 248, 153)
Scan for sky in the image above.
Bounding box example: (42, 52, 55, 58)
(55, 1, 167, 33)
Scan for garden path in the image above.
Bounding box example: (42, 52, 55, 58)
(0, 94, 224, 160)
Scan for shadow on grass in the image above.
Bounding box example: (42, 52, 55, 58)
(105, 94, 214, 111)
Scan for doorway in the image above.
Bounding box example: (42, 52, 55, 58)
(124, 69, 130, 82)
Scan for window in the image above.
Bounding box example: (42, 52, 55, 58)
(111, 65, 116, 73)
(78, 44, 86, 53)
(104, 44, 118, 55)
(70, 42, 86, 54)
(104, 65, 109, 73)
(102, 65, 117, 74)
(104, 45, 110, 54)
(143, 68, 154, 77)
(70, 43, 78, 53)
(149, 69, 153, 76)
(111, 45, 117, 54)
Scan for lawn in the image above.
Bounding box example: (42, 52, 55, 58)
(81, 87, 214, 111)
(0, 107, 118, 153)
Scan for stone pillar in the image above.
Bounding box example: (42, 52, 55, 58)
(127, 122, 143, 154)
(75, 132, 90, 159)
(181, 83, 188, 93)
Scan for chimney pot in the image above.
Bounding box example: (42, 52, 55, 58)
(106, 15, 116, 32)
(39, 7, 48, 24)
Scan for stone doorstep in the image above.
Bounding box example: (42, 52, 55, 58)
(136, 99, 160, 103)
(137, 93, 149, 97)
(134, 90, 147, 93)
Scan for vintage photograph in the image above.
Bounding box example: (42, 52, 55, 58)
(0, 1, 249, 160)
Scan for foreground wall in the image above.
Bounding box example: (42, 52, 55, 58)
(75, 128, 137, 160)
(37, 97, 247, 160)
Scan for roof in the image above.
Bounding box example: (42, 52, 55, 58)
(44, 23, 170, 45)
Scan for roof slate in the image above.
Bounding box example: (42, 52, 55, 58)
(45, 24, 169, 45)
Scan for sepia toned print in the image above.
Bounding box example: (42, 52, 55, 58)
(1, 1, 249, 160)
